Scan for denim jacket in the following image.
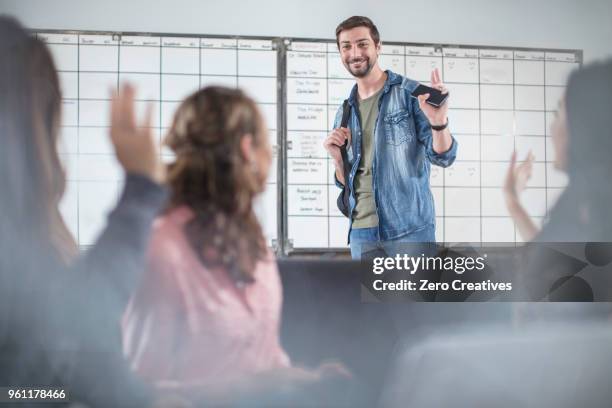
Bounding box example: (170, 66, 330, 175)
(333, 70, 458, 241)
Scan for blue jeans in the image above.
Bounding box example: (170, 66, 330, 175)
(349, 225, 436, 260)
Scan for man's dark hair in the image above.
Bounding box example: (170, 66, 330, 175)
(335, 16, 380, 48)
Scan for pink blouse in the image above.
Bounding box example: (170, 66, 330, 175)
(122, 206, 289, 386)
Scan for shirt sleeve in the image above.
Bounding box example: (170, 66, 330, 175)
(330, 104, 347, 189)
(68, 173, 168, 317)
(412, 98, 458, 168)
(334, 172, 345, 189)
(332, 103, 343, 130)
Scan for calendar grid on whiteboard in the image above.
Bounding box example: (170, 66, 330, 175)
(35, 29, 580, 254)
(37, 29, 281, 252)
(283, 39, 579, 253)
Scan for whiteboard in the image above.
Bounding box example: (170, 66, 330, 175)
(38, 31, 280, 249)
(284, 40, 581, 251)
(39, 29, 582, 254)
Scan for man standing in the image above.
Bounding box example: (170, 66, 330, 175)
(324, 16, 457, 259)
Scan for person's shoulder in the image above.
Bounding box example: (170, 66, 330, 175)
(254, 249, 279, 277)
(396, 73, 420, 93)
(261, 248, 278, 269)
(384, 70, 418, 91)
(153, 206, 193, 231)
(149, 206, 194, 256)
(384, 71, 419, 112)
(252, 250, 284, 296)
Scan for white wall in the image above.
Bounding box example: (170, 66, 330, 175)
(1, 0, 611, 62)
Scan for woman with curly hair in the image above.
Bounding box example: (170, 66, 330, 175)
(122, 86, 347, 403)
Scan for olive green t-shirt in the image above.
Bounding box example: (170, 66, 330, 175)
(352, 87, 383, 228)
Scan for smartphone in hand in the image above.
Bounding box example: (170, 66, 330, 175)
(411, 84, 449, 107)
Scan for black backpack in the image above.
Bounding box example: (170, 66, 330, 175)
(336, 99, 352, 218)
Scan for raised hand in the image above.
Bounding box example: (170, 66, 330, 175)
(503, 150, 539, 241)
(110, 84, 164, 184)
(417, 68, 449, 126)
(504, 150, 535, 201)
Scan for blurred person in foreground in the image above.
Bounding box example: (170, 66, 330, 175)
(504, 60, 612, 306)
(0, 15, 177, 407)
(504, 60, 612, 243)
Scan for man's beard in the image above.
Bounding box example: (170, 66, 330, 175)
(345, 57, 373, 78)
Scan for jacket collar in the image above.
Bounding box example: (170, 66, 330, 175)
(348, 69, 401, 107)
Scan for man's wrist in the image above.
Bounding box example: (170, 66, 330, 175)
(430, 118, 449, 131)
